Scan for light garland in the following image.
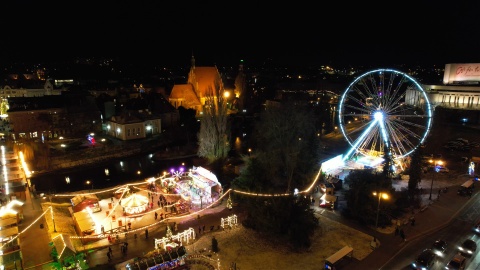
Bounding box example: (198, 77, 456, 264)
(0, 207, 51, 249)
(17, 164, 326, 241)
(3, 147, 9, 196)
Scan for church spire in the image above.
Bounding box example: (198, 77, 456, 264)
(191, 52, 195, 69)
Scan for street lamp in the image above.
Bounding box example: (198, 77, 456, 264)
(44, 194, 57, 232)
(373, 192, 389, 231)
(429, 160, 443, 200)
(86, 180, 93, 192)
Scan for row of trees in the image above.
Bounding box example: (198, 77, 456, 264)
(194, 83, 427, 249)
(342, 144, 425, 227)
(197, 95, 322, 250)
(233, 102, 321, 249)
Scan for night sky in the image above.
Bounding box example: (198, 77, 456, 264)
(2, 1, 480, 67)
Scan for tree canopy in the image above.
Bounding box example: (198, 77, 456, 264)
(197, 83, 230, 164)
(232, 101, 321, 249)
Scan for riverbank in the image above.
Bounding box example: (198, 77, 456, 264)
(34, 136, 201, 176)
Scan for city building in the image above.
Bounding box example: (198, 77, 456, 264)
(168, 56, 246, 116)
(105, 109, 162, 141)
(422, 63, 480, 124)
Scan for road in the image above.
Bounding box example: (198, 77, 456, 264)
(381, 191, 480, 270)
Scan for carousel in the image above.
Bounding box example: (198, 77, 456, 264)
(121, 193, 149, 215)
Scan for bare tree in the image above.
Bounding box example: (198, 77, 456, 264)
(197, 81, 230, 164)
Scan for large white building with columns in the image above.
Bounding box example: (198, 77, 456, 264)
(423, 63, 480, 111)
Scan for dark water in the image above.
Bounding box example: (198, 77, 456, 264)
(29, 129, 252, 194)
(30, 153, 197, 194)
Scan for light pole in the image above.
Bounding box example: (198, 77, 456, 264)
(373, 192, 389, 232)
(86, 180, 93, 193)
(45, 194, 57, 232)
(429, 160, 443, 200)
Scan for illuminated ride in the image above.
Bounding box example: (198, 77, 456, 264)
(338, 68, 433, 163)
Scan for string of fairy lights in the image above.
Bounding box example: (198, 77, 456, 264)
(6, 158, 324, 251)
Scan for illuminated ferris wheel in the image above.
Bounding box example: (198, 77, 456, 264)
(338, 68, 433, 161)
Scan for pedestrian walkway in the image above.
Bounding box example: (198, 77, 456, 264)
(83, 193, 236, 268)
(18, 187, 53, 269)
(313, 168, 474, 270)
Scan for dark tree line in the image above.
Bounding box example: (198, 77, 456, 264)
(343, 169, 396, 227)
(232, 101, 321, 250)
(342, 145, 426, 227)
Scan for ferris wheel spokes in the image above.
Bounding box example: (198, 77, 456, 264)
(343, 118, 380, 161)
(338, 68, 433, 162)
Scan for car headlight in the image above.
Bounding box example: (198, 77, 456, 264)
(412, 263, 417, 267)
(459, 246, 464, 251)
(468, 250, 473, 254)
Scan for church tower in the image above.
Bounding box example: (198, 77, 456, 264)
(234, 60, 247, 111)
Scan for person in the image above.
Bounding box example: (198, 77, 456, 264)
(108, 246, 112, 254)
(107, 251, 111, 261)
(154, 212, 158, 220)
(145, 229, 149, 239)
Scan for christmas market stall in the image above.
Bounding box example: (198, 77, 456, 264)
(71, 194, 101, 213)
(188, 166, 222, 207)
(0, 199, 24, 226)
(51, 234, 77, 263)
(72, 210, 97, 244)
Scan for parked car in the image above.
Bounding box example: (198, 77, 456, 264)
(411, 248, 435, 269)
(458, 180, 474, 197)
(436, 167, 449, 173)
(432, 239, 447, 257)
(458, 239, 477, 256)
(445, 253, 466, 270)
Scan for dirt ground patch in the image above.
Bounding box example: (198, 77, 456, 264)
(185, 214, 373, 270)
